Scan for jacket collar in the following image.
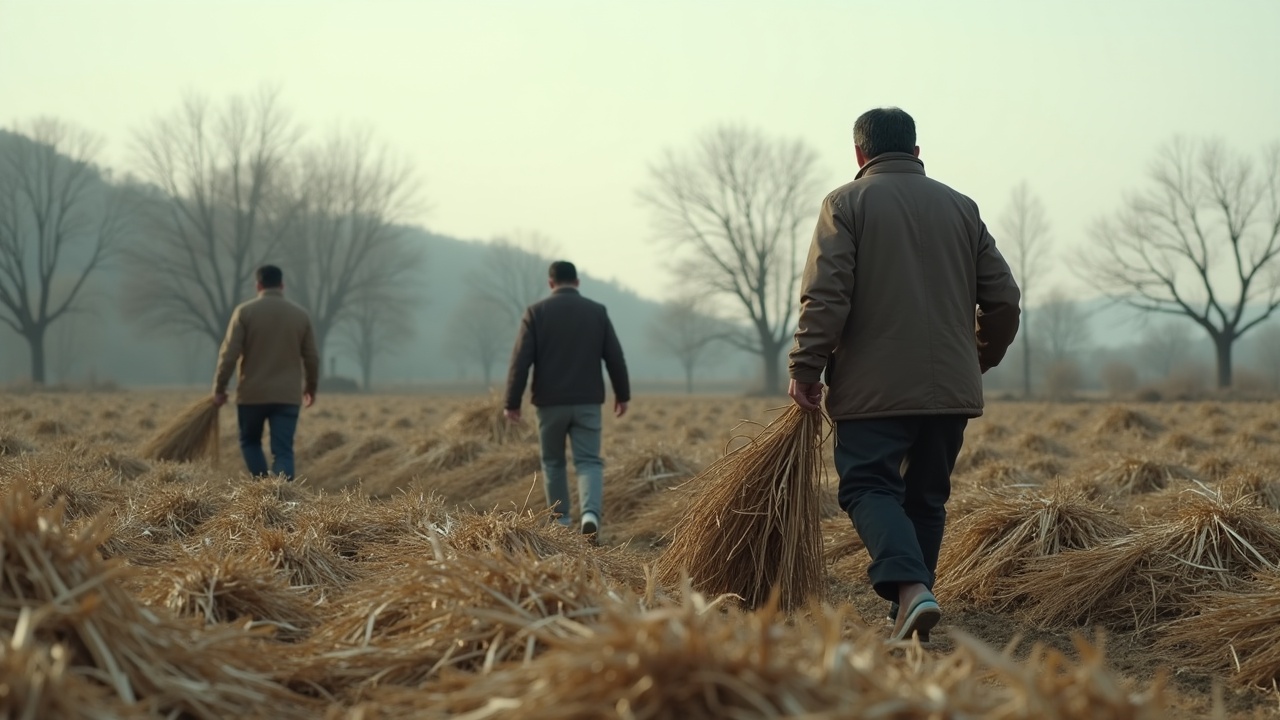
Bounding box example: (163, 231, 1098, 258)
(259, 288, 285, 298)
(855, 152, 926, 180)
(552, 286, 580, 296)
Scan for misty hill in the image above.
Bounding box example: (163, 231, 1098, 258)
(0, 225, 763, 389)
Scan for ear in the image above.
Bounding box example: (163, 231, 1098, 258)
(912, 145, 921, 158)
(854, 145, 868, 168)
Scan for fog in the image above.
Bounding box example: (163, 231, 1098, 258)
(2, 1, 1279, 394)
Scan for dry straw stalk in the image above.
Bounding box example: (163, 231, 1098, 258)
(138, 397, 221, 463)
(655, 405, 827, 611)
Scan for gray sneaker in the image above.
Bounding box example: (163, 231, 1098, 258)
(581, 511, 600, 545)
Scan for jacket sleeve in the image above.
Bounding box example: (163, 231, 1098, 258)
(504, 307, 536, 410)
(301, 318, 320, 396)
(602, 311, 631, 403)
(213, 307, 245, 395)
(973, 222, 1022, 372)
(789, 194, 857, 383)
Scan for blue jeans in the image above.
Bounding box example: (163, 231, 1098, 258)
(535, 404, 604, 526)
(237, 403, 300, 480)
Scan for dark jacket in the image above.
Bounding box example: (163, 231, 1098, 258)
(505, 287, 631, 409)
(214, 289, 321, 406)
(787, 152, 1021, 420)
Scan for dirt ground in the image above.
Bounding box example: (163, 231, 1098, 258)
(2, 389, 1279, 717)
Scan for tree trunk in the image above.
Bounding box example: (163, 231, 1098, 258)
(1215, 336, 1233, 389)
(361, 358, 373, 392)
(1021, 309, 1032, 398)
(28, 328, 47, 385)
(684, 364, 694, 395)
(760, 342, 784, 395)
(482, 362, 492, 389)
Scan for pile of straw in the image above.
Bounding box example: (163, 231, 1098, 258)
(1155, 569, 1280, 688)
(1093, 407, 1164, 439)
(935, 488, 1128, 609)
(0, 484, 316, 718)
(604, 445, 698, 519)
(137, 550, 319, 641)
(655, 406, 826, 611)
(428, 591, 1166, 720)
(443, 399, 533, 445)
(138, 398, 221, 463)
(1092, 458, 1195, 496)
(1016, 491, 1280, 630)
(293, 549, 613, 694)
(0, 433, 34, 456)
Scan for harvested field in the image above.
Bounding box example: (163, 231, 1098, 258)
(1, 390, 1279, 717)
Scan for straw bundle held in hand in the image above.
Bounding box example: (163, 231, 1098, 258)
(139, 398, 221, 463)
(655, 405, 827, 611)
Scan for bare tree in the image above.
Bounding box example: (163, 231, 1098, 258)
(1036, 288, 1090, 363)
(468, 232, 558, 323)
(336, 285, 415, 391)
(640, 125, 821, 392)
(446, 293, 511, 388)
(280, 127, 422, 367)
(998, 181, 1052, 398)
(1083, 138, 1280, 388)
(1136, 319, 1194, 380)
(647, 296, 727, 394)
(0, 120, 129, 384)
(127, 89, 301, 347)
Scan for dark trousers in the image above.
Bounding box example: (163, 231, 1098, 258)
(834, 415, 967, 602)
(237, 403, 300, 480)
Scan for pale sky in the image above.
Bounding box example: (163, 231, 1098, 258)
(3, 0, 1278, 303)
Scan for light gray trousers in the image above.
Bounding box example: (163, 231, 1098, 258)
(535, 404, 604, 526)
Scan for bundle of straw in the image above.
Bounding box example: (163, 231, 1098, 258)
(138, 398, 221, 463)
(1015, 491, 1280, 630)
(655, 405, 826, 611)
(934, 487, 1128, 609)
(1155, 569, 1280, 688)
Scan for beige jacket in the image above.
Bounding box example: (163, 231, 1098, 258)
(213, 289, 320, 406)
(788, 152, 1021, 421)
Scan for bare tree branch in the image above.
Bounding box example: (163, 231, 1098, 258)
(639, 125, 822, 391)
(280, 125, 424, 365)
(998, 181, 1052, 397)
(0, 119, 128, 383)
(1080, 137, 1280, 387)
(126, 88, 301, 347)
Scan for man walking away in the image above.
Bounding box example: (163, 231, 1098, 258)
(504, 261, 631, 542)
(213, 264, 321, 481)
(787, 108, 1021, 642)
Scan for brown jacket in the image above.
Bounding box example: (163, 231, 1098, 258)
(505, 287, 630, 410)
(788, 152, 1021, 421)
(214, 289, 320, 406)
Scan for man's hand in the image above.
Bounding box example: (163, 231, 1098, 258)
(614, 401, 628, 418)
(212, 393, 228, 408)
(303, 393, 315, 409)
(788, 379, 824, 412)
(504, 408, 522, 423)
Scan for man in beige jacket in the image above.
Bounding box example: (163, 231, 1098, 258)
(788, 108, 1021, 642)
(213, 265, 320, 481)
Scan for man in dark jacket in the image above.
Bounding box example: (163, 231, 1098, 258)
(504, 261, 631, 541)
(788, 108, 1021, 642)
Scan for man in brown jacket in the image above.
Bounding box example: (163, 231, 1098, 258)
(504, 261, 630, 541)
(213, 265, 320, 481)
(788, 108, 1021, 642)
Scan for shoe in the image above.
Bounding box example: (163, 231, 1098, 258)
(580, 511, 599, 544)
(889, 591, 940, 643)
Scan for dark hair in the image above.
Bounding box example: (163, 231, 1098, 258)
(853, 107, 916, 159)
(257, 264, 284, 288)
(548, 260, 577, 284)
